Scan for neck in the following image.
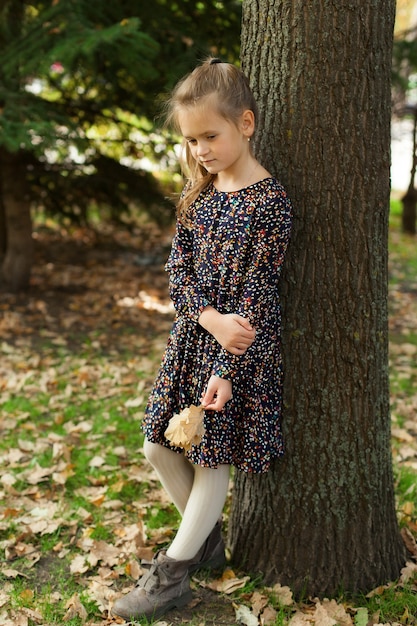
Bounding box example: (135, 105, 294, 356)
(215, 158, 270, 192)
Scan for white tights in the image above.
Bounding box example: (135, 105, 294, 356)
(143, 438, 230, 561)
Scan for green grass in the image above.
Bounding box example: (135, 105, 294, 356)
(145, 503, 181, 531)
(389, 197, 417, 549)
(389, 198, 417, 284)
(0, 338, 156, 622)
(354, 583, 417, 624)
(395, 464, 417, 528)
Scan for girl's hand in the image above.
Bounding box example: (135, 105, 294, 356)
(199, 307, 256, 355)
(201, 376, 232, 411)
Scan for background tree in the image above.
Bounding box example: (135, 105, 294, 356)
(229, 0, 406, 596)
(392, 24, 417, 234)
(0, 0, 241, 291)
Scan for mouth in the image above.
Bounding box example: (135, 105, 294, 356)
(201, 160, 216, 168)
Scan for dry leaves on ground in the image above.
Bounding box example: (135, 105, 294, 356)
(1, 225, 417, 625)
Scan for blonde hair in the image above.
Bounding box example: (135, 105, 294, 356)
(166, 57, 258, 226)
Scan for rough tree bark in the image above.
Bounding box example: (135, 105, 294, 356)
(0, 149, 33, 291)
(229, 0, 406, 596)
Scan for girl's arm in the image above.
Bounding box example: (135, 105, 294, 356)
(167, 223, 256, 355)
(166, 222, 210, 322)
(198, 306, 255, 355)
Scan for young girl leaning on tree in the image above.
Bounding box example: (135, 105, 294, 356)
(112, 57, 293, 622)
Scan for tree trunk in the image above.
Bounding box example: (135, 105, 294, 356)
(0, 179, 6, 258)
(401, 107, 417, 234)
(0, 149, 33, 292)
(229, 0, 406, 597)
(401, 187, 417, 234)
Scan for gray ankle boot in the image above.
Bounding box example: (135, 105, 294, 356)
(188, 521, 226, 573)
(112, 550, 193, 621)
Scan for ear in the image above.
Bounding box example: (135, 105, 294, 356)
(240, 109, 255, 139)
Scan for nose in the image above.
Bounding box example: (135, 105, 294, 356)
(196, 141, 209, 157)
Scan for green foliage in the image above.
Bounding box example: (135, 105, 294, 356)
(0, 0, 242, 224)
(392, 24, 417, 115)
(393, 27, 417, 95)
(0, 1, 159, 151)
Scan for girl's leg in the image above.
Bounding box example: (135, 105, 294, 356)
(166, 464, 230, 561)
(112, 459, 229, 620)
(143, 438, 194, 515)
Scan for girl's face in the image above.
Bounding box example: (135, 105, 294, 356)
(177, 100, 254, 178)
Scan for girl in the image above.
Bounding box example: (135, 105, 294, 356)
(112, 57, 292, 621)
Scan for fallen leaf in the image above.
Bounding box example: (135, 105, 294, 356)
(319, 599, 353, 626)
(270, 582, 294, 606)
(125, 559, 141, 580)
(399, 560, 417, 583)
(70, 554, 89, 574)
(17, 607, 43, 624)
(1, 610, 29, 626)
(312, 601, 337, 626)
(19, 589, 34, 603)
(288, 611, 313, 625)
(87, 579, 116, 612)
(63, 593, 88, 621)
(401, 526, 417, 557)
(353, 607, 368, 626)
(250, 590, 269, 615)
(87, 540, 120, 567)
(204, 569, 250, 594)
(21, 463, 54, 485)
(260, 605, 278, 625)
(366, 584, 393, 597)
(234, 603, 259, 626)
(89, 455, 106, 468)
(1, 473, 17, 487)
(124, 396, 144, 408)
(1, 568, 28, 579)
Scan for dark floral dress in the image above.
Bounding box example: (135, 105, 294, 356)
(142, 178, 292, 473)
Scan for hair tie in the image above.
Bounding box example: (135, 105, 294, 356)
(209, 58, 222, 65)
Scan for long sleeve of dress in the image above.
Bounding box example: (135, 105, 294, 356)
(165, 222, 209, 322)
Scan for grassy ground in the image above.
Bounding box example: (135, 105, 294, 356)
(0, 204, 416, 625)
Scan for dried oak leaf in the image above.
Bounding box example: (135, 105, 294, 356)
(63, 593, 88, 621)
(164, 412, 188, 449)
(401, 526, 417, 558)
(181, 405, 206, 448)
(164, 405, 205, 451)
